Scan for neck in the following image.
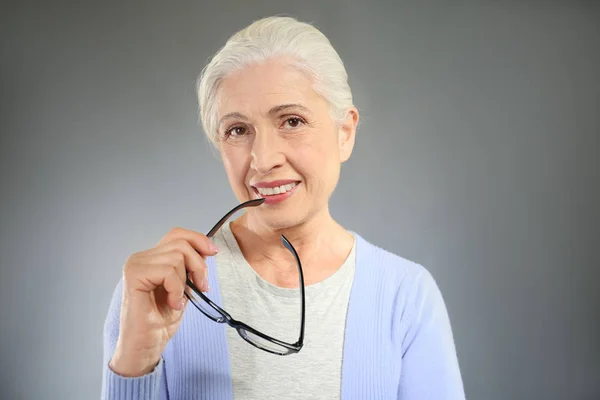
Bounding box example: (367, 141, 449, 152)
(229, 205, 352, 279)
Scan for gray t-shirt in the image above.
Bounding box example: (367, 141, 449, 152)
(212, 222, 356, 400)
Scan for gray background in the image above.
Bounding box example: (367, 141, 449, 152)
(1, 1, 599, 399)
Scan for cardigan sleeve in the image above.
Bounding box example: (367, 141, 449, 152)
(101, 278, 168, 400)
(397, 269, 466, 399)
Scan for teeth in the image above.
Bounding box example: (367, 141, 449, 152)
(256, 182, 297, 196)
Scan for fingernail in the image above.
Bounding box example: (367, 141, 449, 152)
(178, 298, 186, 310)
(202, 279, 210, 292)
(208, 242, 219, 253)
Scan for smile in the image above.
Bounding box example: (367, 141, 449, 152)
(255, 182, 297, 196)
(251, 180, 300, 205)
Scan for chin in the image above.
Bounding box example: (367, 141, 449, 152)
(258, 211, 305, 231)
(264, 216, 299, 230)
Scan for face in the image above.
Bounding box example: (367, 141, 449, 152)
(215, 58, 358, 230)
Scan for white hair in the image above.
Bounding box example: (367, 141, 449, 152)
(196, 15, 354, 144)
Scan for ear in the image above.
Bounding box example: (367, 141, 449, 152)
(337, 107, 359, 163)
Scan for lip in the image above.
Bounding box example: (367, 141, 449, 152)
(251, 181, 300, 205)
(251, 179, 299, 189)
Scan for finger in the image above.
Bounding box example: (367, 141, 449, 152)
(189, 258, 209, 293)
(142, 250, 187, 281)
(162, 266, 187, 310)
(157, 227, 219, 257)
(147, 242, 209, 292)
(127, 263, 186, 310)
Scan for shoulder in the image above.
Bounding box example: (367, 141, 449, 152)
(353, 232, 436, 294)
(352, 232, 449, 333)
(352, 233, 464, 396)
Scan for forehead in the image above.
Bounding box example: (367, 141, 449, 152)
(216, 59, 324, 116)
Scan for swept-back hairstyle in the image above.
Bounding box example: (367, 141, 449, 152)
(197, 16, 354, 143)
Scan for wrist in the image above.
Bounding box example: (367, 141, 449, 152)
(109, 344, 161, 377)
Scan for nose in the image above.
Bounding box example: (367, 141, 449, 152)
(250, 128, 285, 174)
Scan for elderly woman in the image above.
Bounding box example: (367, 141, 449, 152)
(101, 16, 465, 400)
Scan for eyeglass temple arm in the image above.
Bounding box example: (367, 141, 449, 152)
(206, 198, 265, 238)
(186, 198, 265, 284)
(281, 234, 306, 346)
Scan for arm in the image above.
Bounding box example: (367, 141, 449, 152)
(101, 279, 168, 400)
(397, 270, 466, 399)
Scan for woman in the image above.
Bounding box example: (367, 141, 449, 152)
(102, 16, 465, 400)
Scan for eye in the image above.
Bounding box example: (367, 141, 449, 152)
(224, 125, 248, 138)
(283, 116, 306, 129)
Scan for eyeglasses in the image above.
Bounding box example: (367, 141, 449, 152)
(184, 198, 305, 356)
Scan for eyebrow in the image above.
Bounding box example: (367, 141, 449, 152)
(268, 103, 311, 115)
(218, 103, 311, 126)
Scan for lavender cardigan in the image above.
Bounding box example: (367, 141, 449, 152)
(102, 233, 465, 399)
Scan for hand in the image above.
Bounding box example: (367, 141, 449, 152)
(108, 227, 219, 377)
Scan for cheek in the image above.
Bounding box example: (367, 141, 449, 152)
(308, 134, 340, 166)
(311, 135, 342, 185)
(291, 139, 339, 180)
(221, 148, 249, 183)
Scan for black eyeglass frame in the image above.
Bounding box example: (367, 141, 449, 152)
(185, 198, 305, 356)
